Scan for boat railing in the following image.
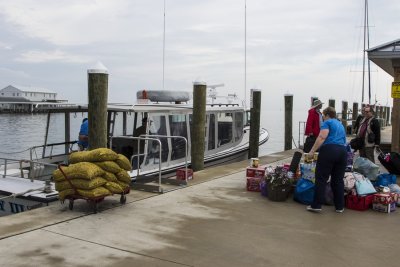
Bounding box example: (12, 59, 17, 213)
(0, 157, 58, 182)
(109, 136, 162, 193)
(29, 141, 77, 161)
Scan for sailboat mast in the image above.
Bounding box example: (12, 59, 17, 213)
(244, 0, 247, 108)
(366, 0, 371, 104)
(361, 0, 367, 104)
(162, 0, 166, 90)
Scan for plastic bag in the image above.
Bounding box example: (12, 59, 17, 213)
(353, 157, 379, 181)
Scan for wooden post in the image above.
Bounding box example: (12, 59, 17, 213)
(329, 99, 335, 109)
(352, 102, 358, 132)
(87, 62, 109, 149)
(392, 65, 400, 153)
(386, 106, 391, 126)
(65, 112, 70, 155)
(284, 94, 293, 151)
(342, 101, 348, 130)
(191, 81, 206, 171)
(249, 89, 261, 158)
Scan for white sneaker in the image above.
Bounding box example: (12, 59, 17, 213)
(306, 205, 322, 212)
(335, 209, 344, 213)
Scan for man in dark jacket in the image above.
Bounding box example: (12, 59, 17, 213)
(356, 106, 380, 163)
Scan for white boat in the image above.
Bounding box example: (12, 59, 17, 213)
(0, 89, 269, 215)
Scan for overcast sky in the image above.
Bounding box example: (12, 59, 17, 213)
(0, 0, 399, 109)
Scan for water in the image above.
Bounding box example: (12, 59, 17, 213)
(0, 108, 307, 160)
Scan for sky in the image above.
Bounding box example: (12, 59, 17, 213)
(0, 0, 399, 111)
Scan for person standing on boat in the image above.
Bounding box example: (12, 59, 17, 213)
(304, 99, 323, 152)
(132, 117, 149, 167)
(306, 107, 347, 213)
(356, 105, 380, 163)
(78, 118, 89, 151)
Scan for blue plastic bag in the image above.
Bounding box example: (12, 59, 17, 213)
(294, 178, 315, 205)
(373, 173, 397, 187)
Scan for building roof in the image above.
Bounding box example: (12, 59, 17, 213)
(0, 96, 30, 102)
(367, 39, 400, 77)
(2, 85, 56, 94)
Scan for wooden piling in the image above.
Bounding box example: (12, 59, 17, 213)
(342, 101, 348, 129)
(87, 63, 109, 149)
(386, 106, 391, 126)
(284, 94, 293, 151)
(329, 99, 335, 109)
(191, 82, 207, 171)
(392, 66, 400, 152)
(249, 89, 261, 158)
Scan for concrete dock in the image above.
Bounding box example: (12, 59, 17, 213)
(0, 127, 398, 267)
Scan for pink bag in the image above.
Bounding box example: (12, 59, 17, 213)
(343, 172, 356, 191)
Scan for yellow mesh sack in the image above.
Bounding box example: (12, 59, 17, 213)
(102, 171, 118, 182)
(53, 162, 105, 181)
(117, 181, 130, 190)
(104, 182, 124, 194)
(58, 189, 75, 201)
(55, 177, 107, 191)
(116, 170, 131, 184)
(76, 187, 111, 198)
(69, 148, 118, 163)
(94, 161, 122, 174)
(115, 154, 132, 171)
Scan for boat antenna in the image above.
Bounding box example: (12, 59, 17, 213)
(244, 0, 247, 108)
(162, 0, 166, 90)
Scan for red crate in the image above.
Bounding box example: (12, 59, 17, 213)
(247, 177, 262, 192)
(176, 168, 193, 180)
(246, 167, 266, 178)
(345, 194, 374, 211)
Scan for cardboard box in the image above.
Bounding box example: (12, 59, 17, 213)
(372, 202, 396, 213)
(247, 177, 262, 192)
(246, 166, 266, 178)
(176, 168, 193, 180)
(372, 193, 398, 205)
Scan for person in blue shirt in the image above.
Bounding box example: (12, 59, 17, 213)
(306, 107, 347, 213)
(77, 118, 89, 150)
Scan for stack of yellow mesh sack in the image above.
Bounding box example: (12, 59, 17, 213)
(53, 148, 132, 201)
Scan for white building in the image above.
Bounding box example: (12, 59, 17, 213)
(0, 85, 57, 102)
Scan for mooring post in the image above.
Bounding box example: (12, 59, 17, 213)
(386, 106, 391, 126)
(87, 62, 109, 149)
(284, 94, 293, 151)
(329, 99, 335, 109)
(382, 106, 387, 126)
(392, 67, 400, 152)
(342, 101, 348, 130)
(191, 81, 206, 171)
(249, 89, 261, 158)
(352, 102, 358, 134)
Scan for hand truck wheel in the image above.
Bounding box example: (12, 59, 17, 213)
(120, 194, 127, 204)
(69, 200, 74, 210)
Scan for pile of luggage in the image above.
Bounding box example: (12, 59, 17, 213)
(245, 146, 400, 214)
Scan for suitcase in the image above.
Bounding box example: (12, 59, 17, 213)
(377, 148, 400, 175)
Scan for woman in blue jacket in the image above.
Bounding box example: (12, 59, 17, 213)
(306, 107, 347, 213)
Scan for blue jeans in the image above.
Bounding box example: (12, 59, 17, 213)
(311, 144, 347, 210)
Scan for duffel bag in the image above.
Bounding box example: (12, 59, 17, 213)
(294, 178, 315, 205)
(353, 157, 379, 181)
(373, 173, 397, 187)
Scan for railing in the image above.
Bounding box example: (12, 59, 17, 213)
(0, 157, 58, 182)
(29, 141, 77, 161)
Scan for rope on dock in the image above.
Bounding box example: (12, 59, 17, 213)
(0, 187, 45, 200)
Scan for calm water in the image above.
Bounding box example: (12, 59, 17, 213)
(0, 109, 306, 160)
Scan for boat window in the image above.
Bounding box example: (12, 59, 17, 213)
(208, 114, 215, 150)
(148, 115, 169, 163)
(169, 115, 188, 160)
(234, 112, 244, 142)
(217, 112, 233, 146)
